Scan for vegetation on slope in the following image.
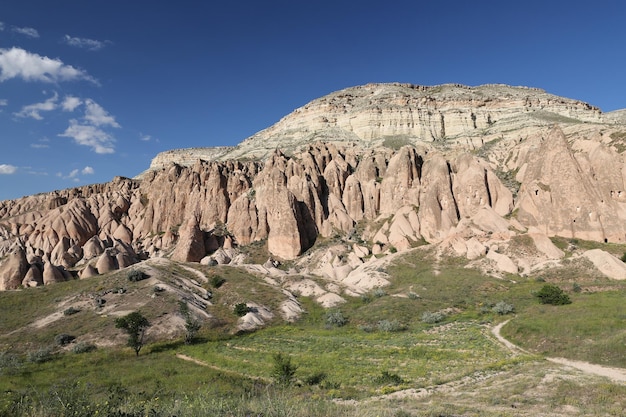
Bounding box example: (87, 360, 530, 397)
(0, 241, 625, 416)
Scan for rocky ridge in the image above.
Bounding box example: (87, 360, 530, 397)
(2, 83, 626, 297)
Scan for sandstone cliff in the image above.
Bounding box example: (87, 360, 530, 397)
(1, 83, 626, 290)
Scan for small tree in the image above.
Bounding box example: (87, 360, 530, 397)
(271, 352, 297, 386)
(234, 303, 251, 317)
(179, 301, 201, 344)
(535, 284, 572, 305)
(115, 311, 150, 356)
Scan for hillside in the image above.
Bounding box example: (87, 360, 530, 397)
(1, 82, 626, 415)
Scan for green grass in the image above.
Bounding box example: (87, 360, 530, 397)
(1, 246, 626, 415)
(501, 289, 626, 367)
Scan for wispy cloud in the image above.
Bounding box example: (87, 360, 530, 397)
(0, 22, 5, 31)
(0, 164, 17, 174)
(63, 35, 109, 51)
(0, 47, 96, 83)
(15, 92, 58, 120)
(140, 133, 152, 141)
(62, 95, 82, 111)
(0, 99, 7, 106)
(59, 120, 115, 154)
(12, 26, 39, 38)
(57, 166, 93, 182)
(30, 137, 51, 149)
(84, 99, 120, 127)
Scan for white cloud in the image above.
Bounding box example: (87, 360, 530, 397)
(63, 35, 108, 51)
(59, 119, 115, 154)
(0, 47, 96, 83)
(67, 169, 79, 178)
(84, 99, 120, 127)
(140, 134, 152, 141)
(81, 166, 94, 175)
(12, 26, 39, 38)
(15, 92, 58, 120)
(0, 99, 7, 106)
(0, 164, 17, 174)
(0, 22, 4, 31)
(30, 143, 50, 149)
(31, 137, 50, 149)
(62, 95, 82, 111)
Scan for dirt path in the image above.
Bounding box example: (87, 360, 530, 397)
(492, 319, 626, 384)
(175, 353, 271, 382)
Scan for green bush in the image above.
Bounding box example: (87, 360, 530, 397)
(372, 288, 387, 298)
(127, 270, 148, 282)
(377, 319, 405, 332)
(63, 306, 80, 316)
(535, 284, 572, 305)
(304, 371, 327, 386)
(492, 301, 515, 315)
(234, 303, 251, 317)
(325, 310, 347, 327)
(55, 334, 76, 346)
(210, 275, 226, 288)
(0, 351, 22, 375)
(72, 342, 97, 354)
(27, 347, 53, 364)
(375, 370, 405, 385)
(421, 311, 446, 324)
(270, 352, 297, 386)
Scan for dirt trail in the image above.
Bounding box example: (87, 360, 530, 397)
(492, 319, 626, 384)
(175, 353, 271, 382)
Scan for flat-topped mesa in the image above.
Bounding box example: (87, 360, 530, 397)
(146, 83, 606, 169)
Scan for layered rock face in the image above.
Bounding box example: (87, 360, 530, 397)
(1, 82, 626, 290)
(149, 83, 606, 165)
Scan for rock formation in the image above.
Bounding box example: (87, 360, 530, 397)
(1, 82, 626, 290)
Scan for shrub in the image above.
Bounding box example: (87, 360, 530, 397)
(407, 292, 420, 300)
(492, 301, 515, 315)
(55, 334, 76, 346)
(270, 353, 297, 386)
(63, 306, 80, 316)
(360, 293, 373, 304)
(72, 342, 97, 354)
(421, 311, 446, 324)
(621, 252, 626, 263)
(234, 303, 251, 317)
(210, 275, 226, 288)
(0, 351, 22, 375)
(377, 319, 405, 332)
(27, 347, 53, 364)
(179, 301, 201, 344)
(127, 270, 148, 282)
(304, 371, 327, 386)
(372, 288, 387, 298)
(325, 310, 347, 327)
(375, 370, 405, 385)
(572, 282, 582, 293)
(358, 324, 375, 333)
(535, 284, 572, 305)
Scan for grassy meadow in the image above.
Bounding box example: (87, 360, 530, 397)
(1, 241, 625, 416)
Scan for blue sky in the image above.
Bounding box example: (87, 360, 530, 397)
(1, 0, 625, 201)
